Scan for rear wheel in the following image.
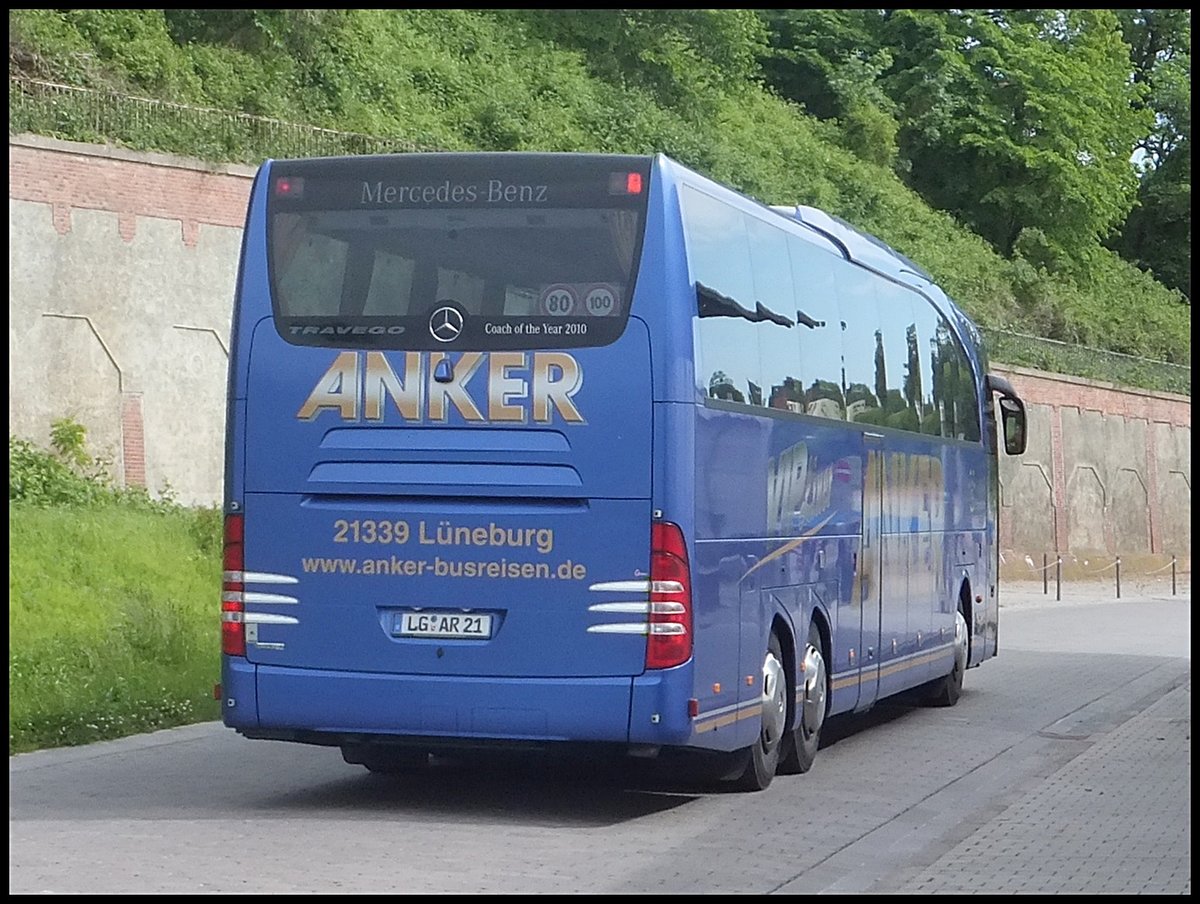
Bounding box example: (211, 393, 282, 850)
(733, 632, 787, 791)
(922, 607, 967, 707)
(779, 621, 827, 774)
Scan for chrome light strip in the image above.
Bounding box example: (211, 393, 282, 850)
(588, 580, 651, 593)
(587, 623, 649, 634)
(223, 571, 299, 584)
(588, 602, 650, 613)
(588, 579, 683, 594)
(243, 592, 299, 605)
(243, 612, 299, 626)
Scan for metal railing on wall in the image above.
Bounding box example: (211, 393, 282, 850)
(981, 328, 1190, 397)
(9, 76, 429, 165)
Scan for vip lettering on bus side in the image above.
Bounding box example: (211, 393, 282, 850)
(359, 179, 549, 206)
(295, 350, 585, 424)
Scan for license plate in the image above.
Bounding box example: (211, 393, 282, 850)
(396, 611, 492, 639)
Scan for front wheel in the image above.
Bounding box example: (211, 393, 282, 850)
(779, 621, 827, 775)
(732, 632, 788, 791)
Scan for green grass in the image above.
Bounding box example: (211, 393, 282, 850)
(9, 502, 223, 754)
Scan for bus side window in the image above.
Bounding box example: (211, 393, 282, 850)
(747, 215, 799, 412)
(939, 321, 980, 442)
(682, 185, 760, 404)
(833, 265, 884, 426)
(873, 281, 921, 433)
(786, 235, 841, 421)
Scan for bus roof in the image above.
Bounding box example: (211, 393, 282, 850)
(769, 204, 934, 287)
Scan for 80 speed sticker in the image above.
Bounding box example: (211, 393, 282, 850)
(541, 284, 577, 316)
(539, 283, 621, 317)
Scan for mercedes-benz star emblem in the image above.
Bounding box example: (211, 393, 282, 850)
(429, 305, 464, 343)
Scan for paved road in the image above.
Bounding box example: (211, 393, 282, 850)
(9, 579, 1190, 894)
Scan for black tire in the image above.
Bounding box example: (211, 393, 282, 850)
(922, 606, 967, 707)
(733, 632, 788, 791)
(779, 621, 827, 775)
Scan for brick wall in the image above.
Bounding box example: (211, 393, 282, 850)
(8, 138, 252, 242)
(994, 364, 1190, 575)
(9, 135, 251, 501)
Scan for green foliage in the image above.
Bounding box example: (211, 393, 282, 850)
(758, 11, 900, 168)
(882, 10, 1152, 261)
(9, 503, 222, 754)
(839, 99, 899, 169)
(1117, 9, 1190, 169)
(9, 436, 105, 506)
(9, 417, 115, 507)
(9, 417, 224, 753)
(9, 417, 172, 509)
(517, 9, 768, 118)
(8, 8, 98, 83)
(1113, 148, 1192, 301)
(1109, 9, 1191, 301)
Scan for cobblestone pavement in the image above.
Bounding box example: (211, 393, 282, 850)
(892, 578, 1191, 895)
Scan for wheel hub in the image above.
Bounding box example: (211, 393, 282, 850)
(801, 642, 827, 736)
(760, 653, 787, 748)
(954, 610, 968, 672)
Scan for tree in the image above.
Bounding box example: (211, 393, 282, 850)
(1108, 9, 1191, 301)
(757, 10, 900, 166)
(516, 10, 768, 118)
(880, 10, 1152, 262)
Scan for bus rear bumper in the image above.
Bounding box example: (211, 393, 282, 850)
(220, 658, 697, 747)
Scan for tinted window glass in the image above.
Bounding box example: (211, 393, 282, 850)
(683, 185, 761, 404)
(267, 154, 650, 350)
(873, 281, 922, 433)
(747, 215, 801, 413)
(835, 264, 883, 426)
(683, 184, 982, 444)
(788, 235, 844, 421)
(931, 317, 981, 441)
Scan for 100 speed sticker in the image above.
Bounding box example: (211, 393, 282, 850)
(538, 283, 620, 316)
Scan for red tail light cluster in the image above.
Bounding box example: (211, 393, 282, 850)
(646, 520, 693, 670)
(221, 514, 246, 656)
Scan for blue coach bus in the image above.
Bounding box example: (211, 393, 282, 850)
(219, 152, 1027, 791)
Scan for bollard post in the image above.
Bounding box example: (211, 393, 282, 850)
(1043, 553, 1048, 595)
(1115, 556, 1121, 599)
(1172, 555, 1177, 596)
(1055, 556, 1061, 602)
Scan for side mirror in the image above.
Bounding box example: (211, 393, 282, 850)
(998, 394, 1027, 456)
(987, 374, 1028, 456)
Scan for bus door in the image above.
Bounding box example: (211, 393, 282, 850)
(854, 434, 884, 711)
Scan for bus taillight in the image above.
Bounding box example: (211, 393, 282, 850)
(609, 171, 644, 195)
(647, 520, 692, 670)
(273, 175, 304, 199)
(221, 513, 246, 656)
